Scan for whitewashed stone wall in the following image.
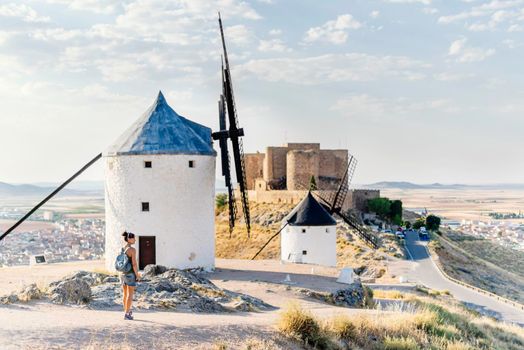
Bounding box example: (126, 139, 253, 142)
(280, 224, 337, 267)
(104, 154, 216, 271)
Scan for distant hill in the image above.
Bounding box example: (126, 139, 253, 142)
(0, 182, 100, 197)
(32, 181, 104, 192)
(361, 181, 524, 190)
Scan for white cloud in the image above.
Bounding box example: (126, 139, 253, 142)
(438, 0, 524, 32)
(502, 39, 522, 48)
(268, 29, 282, 36)
(331, 94, 461, 120)
(508, 23, 524, 31)
(0, 3, 50, 22)
(258, 38, 290, 52)
(237, 53, 430, 85)
(448, 38, 495, 62)
(304, 14, 362, 45)
(225, 25, 254, 46)
(44, 0, 122, 14)
(434, 72, 475, 81)
(370, 10, 380, 18)
(422, 7, 439, 14)
(384, 0, 432, 4)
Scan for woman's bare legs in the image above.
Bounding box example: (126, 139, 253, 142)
(126, 286, 135, 313)
(122, 285, 128, 312)
(125, 286, 135, 314)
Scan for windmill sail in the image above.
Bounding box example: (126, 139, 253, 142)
(212, 13, 251, 235)
(0, 153, 102, 242)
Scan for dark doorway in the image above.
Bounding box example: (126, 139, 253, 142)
(139, 236, 156, 270)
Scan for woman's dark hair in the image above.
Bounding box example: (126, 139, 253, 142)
(122, 231, 135, 242)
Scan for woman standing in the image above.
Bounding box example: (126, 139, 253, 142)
(121, 231, 140, 320)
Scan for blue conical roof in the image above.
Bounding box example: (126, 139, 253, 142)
(106, 91, 216, 156)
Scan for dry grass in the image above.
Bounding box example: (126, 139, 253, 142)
(277, 297, 524, 350)
(277, 302, 336, 349)
(373, 289, 408, 300)
(415, 285, 451, 297)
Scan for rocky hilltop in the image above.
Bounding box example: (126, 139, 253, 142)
(1, 266, 272, 313)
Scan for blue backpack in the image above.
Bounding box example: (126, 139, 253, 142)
(115, 247, 132, 273)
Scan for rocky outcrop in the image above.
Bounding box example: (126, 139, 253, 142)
(48, 273, 92, 304)
(91, 265, 271, 313)
(1, 265, 272, 313)
(297, 281, 374, 308)
(17, 283, 42, 302)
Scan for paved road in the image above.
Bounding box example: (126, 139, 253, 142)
(403, 232, 524, 326)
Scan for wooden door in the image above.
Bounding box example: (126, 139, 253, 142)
(139, 236, 156, 270)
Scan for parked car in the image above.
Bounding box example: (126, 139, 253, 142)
(419, 231, 430, 241)
(383, 229, 392, 234)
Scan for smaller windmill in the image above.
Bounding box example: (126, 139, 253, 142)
(251, 154, 378, 260)
(212, 13, 251, 236)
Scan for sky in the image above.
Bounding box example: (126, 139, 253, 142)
(0, 0, 523, 185)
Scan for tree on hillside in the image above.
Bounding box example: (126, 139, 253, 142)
(368, 198, 391, 218)
(426, 215, 441, 231)
(413, 218, 425, 229)
(405, 221, 412, 229)
(389, 200, 403, 221)
(392, 214, 403, 226)
(309, 175, 317, 191)
(216, 193, 228, 211)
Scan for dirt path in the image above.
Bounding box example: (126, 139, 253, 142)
(0, 259, 396, 349)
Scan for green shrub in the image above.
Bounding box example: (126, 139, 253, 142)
(216, 193, 228, 211)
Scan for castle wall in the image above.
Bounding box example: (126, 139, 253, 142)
(263, 146, 287, 184)
(286, 150, 320, 190)
(347, 189, 380, 212)
(247, 189, 309, 206)
(319, 149, 348, 190)
(285, 143, 320, 151)
(248, 189, 379, 212)
(244, 153, 264, 190)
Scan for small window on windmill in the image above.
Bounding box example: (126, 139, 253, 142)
(144, 161, 152, 168)
(142, 202, 150, 212)
(188, 160, 195, 168)
(326, 228, 330, 233)
(302, 250, 307, 255)
(301, 228, 306, 233)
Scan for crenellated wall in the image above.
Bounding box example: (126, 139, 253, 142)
(244, 143, 349, 191)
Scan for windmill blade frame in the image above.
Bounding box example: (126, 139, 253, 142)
(216, 13, 251, 235)
(336, 211, 379, 249)
(0, 153, 102, 242)
(217, 94, 237, 234)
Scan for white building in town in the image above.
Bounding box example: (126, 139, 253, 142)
(281, 192, 337, 267)
(104, 92, 217, 271)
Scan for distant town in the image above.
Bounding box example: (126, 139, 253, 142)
(0, 208, 104, 266)
(442, 219, 524, 251)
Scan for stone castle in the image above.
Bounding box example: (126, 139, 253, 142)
(245, 143, 379, 211)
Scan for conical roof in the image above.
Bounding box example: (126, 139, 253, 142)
(106, 91, 216, 156)
(284, 192, 337, 226)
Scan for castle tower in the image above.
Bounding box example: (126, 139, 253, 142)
(104, 92, 217, 271)
(281, 192, 337, 267)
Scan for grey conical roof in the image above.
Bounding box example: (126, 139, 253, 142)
(284, 192, 337, 226)
(106, 91, 216, 156)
